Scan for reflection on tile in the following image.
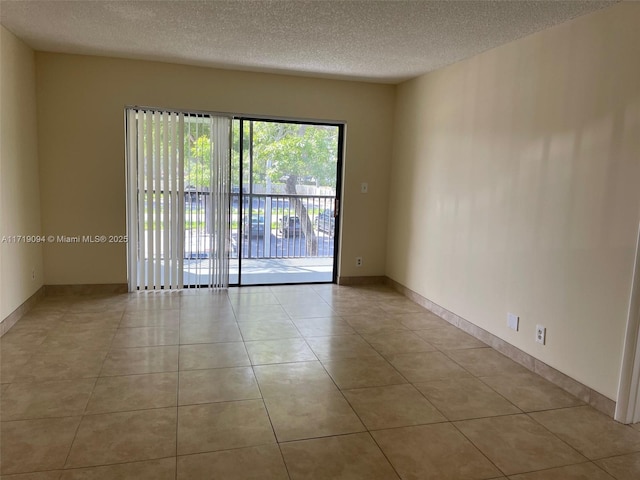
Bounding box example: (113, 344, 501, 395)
(509, 462, 615, 479)
(178, 367, 261, 405)
(305, 335, 379, 361)
(85, 372, 178, 414)
(281, 433, 399, 480)
(1, 416, 81, 474)
(100, 346, 178, 376)
(234, 304, 290, 322)
(177, 444, 289, 480)
(343, 384, 445, 429)
(1, 379, 95, 420)
(281, 302, 336, 319)
(386, 351, 470, 383)
(597, 452, 640, 480)
(372, 423, 500, 480)
(455, 415, 586, 475)
(179, 342, 250, 370)
(66, 408, 176, 468)
(362, 331, 436, 355)
(60, 457, 176, 480)
(445, 348, 528, 377)
(530, 406, 640, 459)
(415, 325, 487, 350)
(291, 316, 356, 337)
(238, 321, 300, 341)
(177, 400, 275, 455)
(245, 338, 317, 365)
(180, 322, 243, 344)
(322, 356, 407, 389)
(480, 372, 583, 412)
(111, 327, 179, 348)
(263, 390, 365, 442)
(415, 377, 520, 421)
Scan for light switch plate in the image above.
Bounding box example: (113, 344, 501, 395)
(361, 182, 368, 193)
(507, 313, 519, 331)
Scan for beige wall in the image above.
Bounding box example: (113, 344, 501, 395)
(387, 2, 640, 400)
(35, 54, 395, 285)
(0, 26, 44, 320)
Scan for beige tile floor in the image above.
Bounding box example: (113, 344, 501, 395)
(1, 283, 640, 479)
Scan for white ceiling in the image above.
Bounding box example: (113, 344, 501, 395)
(0, 0, 617, 84)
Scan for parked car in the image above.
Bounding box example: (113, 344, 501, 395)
(279, 215, 303, 237)
(315, 209, 335, 235)
(243, 214, 265, 237)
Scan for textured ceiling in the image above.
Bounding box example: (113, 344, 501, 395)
(0, 0, 617, 84)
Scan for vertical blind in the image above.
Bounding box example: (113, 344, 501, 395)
(125, 108, 231, 291)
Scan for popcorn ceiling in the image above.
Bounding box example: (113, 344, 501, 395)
(0, 0, 616, 84)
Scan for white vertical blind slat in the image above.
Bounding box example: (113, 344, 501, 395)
(177, 114, 185, 289)
(162, 111, 170, 289)
(126, 109, 138, 292)
(153, 111, 162, 289)
(137, 111, 147, 289)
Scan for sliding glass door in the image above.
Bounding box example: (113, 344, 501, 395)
(125, 108, 231, 291)
(229, 119, 342, 285)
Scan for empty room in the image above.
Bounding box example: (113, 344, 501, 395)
(1, 1, 640, 479)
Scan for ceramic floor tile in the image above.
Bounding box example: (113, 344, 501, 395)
(59, 457, 176, 480)
(305, 334, 380, 361)
(508, 462, 615, 479)
(58, 312, 123, 329)
(415, 377, 521, 421)
(454, 414, 586, 475)
(291, 316, 357, 337)
(377, 299, 426, 314)
(245, 338, 317, 365)
(253, 361, 337, 397)
(530, 406, 640, 459)
(393, 311, 449, 330)
(178, 367, 261, 405)
(234, 304, 290, 322)
(386, 351, 471, 383)
(85, 372, 178, 414)
(1, 378, 95, 421)
(1, 471, 64, 480)
(445, 348, 528, 377)
(179, 342, 250, 370)
(238, 320, 301, 341)
(480, 372, 583, 412)
(65, 408, 177, 468)
(328, 302, 388, 317)
(0, 416, 81, 474)
(0, 352, 32, 383)
(263, 390, 365, 442)
(177, 399, 275, 455)
(281, 302, 336, 319)
(13, 352, 106, 382)
(596, 452, 640, 480)
(100, 346, 178, 376)
(177, 444, 289, 480)
(180, 308, 236, 324)
(280, 432, 400, 480)
(119, 309, 180, 328)
(362, 331, 436, 355)
(322, 356, 407, 389)
(38, 329, 115, 354)
(415, 325, 488, 350)
(372, 423, 501, 480)
(111, 327, 179, 348)
(342, 315, 408, 335)
(343, 384, 446, 429)
(229, 291, 280, 307)
(180, 322, 243, 344)
(274, 292, 325, 305)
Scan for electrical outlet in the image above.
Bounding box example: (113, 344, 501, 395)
(507, 313, 519, 331)
(355, 256, 363, 267)
(536, 325, 546, 345)
(360, 182, 368, 194)
(31, 269, 35, 281)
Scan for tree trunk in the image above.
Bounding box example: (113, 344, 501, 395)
(285, 175, 318, 256)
